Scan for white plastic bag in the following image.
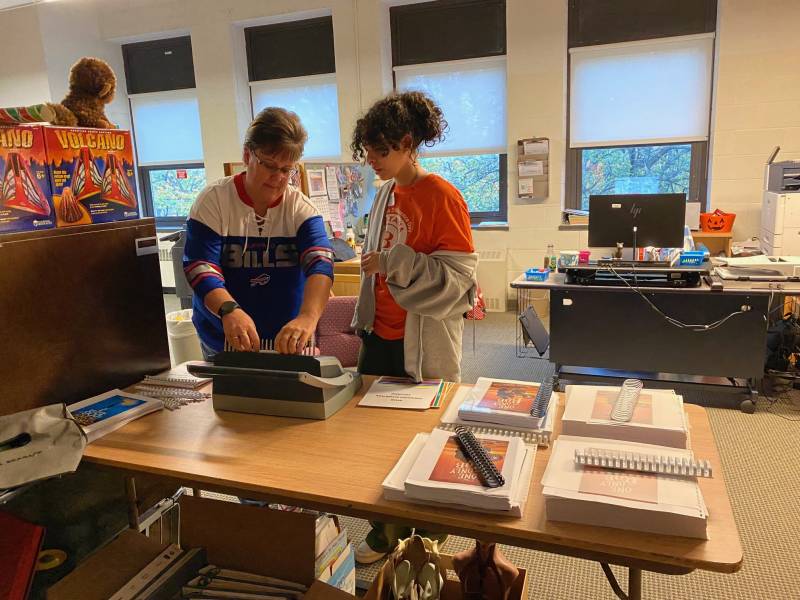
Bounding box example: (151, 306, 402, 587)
(0, 403, 85, 490)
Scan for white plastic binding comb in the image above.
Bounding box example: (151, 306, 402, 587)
(609, 378, 644, 422)
(575, 447, 713, 478)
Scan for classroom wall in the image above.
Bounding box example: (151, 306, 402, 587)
(709, 0, 800, 242)
(0, 6, 51, 106)
(1, 0, 799, 300)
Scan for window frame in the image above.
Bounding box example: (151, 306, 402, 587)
(565, 38, 715, 213)
(138, 162, 206, 228)
(392, 57, 509, 223)
(565, 141, 708, 213)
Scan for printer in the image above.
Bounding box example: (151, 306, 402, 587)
(761, 147, 800, 255)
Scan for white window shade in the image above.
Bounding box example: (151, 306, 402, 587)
(129, 89, 204, 164)
(250, 74, 341, 160)
(395, 57, 507, 155)
(570, 34, 714, 148)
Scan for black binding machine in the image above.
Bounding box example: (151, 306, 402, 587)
(187, 351, 362, 419)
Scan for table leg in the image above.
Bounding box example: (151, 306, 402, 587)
(600, 563, 643, 600)
(629, 568, 642, 600)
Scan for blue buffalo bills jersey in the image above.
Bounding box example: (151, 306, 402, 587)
(183, 173, 334, 352)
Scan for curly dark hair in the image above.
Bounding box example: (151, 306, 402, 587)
(351, 91, 447, 162)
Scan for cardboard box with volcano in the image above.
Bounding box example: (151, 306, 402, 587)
(43, 126, 139, 227)
(0, 125, 56, 234)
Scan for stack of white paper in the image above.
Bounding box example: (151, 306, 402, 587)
(542, 436, 708, 539)
(382, 428, 534, 514)
(562, 385, 689, 449)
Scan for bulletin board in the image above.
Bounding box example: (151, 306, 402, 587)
(301, 162, 372, 234)
(516, 137, 549, 202)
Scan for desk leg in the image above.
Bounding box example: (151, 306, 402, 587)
(629, 568, 642, 600)
(600, 563, 643, 600)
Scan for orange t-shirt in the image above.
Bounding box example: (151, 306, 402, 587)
(373, 174, 474, 340)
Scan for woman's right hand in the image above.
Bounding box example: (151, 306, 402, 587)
(222, 308, 260, 351)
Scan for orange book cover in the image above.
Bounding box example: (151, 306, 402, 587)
(578, 467, 659, 504)
(428, 436, 508, 487)
(591, 390, 654, 424)
(476, 381, 540, 414)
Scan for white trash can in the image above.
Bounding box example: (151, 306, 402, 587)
(166, 309, 203, 365)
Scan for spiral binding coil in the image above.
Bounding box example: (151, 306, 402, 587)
(530, 380, 553, 418)
(610, 379, 644, 422)
(575, 447, 713, 478)
(453, 426, 506, 488)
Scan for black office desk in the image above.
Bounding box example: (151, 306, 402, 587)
(511, 273, 776, 411)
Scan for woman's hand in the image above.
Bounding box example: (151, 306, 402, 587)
(361, 251, 383, 277)
(275, 314, 317, 354)
(221, 309, 260, 351)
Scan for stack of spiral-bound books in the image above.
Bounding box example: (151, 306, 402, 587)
(382, 427, 536, 515)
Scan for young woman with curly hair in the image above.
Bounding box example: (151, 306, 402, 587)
(350, 91, 479, 563)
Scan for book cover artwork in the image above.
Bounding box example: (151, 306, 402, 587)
(477, 382, 540, 414)
(70, 394, 147, 427)
(428, 436, 508, 487)
(578, 467, 659, 504)
(592, 390, 653, 424)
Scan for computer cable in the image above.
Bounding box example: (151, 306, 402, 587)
(606, 266, 754, 332)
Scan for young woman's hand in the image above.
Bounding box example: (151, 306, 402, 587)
(361, 251, 383, 277)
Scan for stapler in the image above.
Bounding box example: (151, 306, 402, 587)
(187, 351, 362, 419)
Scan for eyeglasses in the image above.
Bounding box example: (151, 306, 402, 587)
(251, 152, 298, 179)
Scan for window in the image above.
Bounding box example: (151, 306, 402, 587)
(128, 89, 207, 225)
(140, 165, 206, 218)
(566, 1, 716, 212)
(245, 17, 340, 161)
(391, 1, 508, 223)
(123, 37, 206, 225)
(250, 74, 340, 160)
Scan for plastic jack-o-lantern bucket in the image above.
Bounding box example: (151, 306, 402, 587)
(700, 209, 736, 233)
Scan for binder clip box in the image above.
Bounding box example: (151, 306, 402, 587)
(43, 126, 139, 227)
(0, 124, 56, 234)
(188, 352, 362, 419)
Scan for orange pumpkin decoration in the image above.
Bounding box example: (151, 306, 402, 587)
(700, 209, 736, 233)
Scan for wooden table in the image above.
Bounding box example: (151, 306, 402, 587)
(692, 231, 733, 257)
(84, 381, 742, 600)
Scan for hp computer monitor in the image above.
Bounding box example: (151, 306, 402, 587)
(588, 194, 686, 249)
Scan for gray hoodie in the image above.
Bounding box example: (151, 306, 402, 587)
(351, 180, 478, 382)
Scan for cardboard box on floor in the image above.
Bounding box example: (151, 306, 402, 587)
(48, 494, 354, 600)
(363, 554, 528, 600)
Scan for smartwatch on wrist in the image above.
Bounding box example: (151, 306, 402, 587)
(217, 301, 240, 319)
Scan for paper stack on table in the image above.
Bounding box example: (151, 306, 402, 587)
(440, 386, 556, 447)
(358, 376, 449, 410)
(382, 428, 535, 515)
(542, 435, 708, 539)
(562, 384, 689, 449)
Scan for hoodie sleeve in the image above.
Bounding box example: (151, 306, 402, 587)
(380, 246, 478, 319)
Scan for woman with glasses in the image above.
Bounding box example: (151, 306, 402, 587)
(183, 107, 334, 357)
